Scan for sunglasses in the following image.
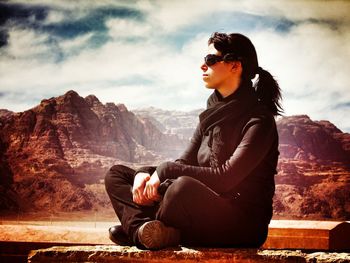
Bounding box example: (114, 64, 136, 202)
(204, 53, 240, 66)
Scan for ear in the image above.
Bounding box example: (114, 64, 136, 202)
(230, 61, 242, 70)
(230, 61, 242, 74)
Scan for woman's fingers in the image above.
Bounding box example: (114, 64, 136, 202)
(134, 188, 146, 204)
(144, 181, 157, 200)
(150, 187, 155, 199)
(133, 191, 138, 203)
(152, 186, 157, 198)
(132, 172, 153, 205)
(133, 189, 141, 204)
(149, 171, 160, 199)
(133, 177, 160, 206)
(144, 182, 152, 199)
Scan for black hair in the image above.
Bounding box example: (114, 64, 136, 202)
(208, 32, 283, 116)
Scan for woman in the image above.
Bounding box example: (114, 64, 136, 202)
(105, 32, 282, 250)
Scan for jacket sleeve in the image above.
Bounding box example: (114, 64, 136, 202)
(174, 124, 202, 166)
(134, 166, 157, 176)
(156, 115, 276, 193)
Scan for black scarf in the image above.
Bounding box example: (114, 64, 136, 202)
(199, 79, 258, 135)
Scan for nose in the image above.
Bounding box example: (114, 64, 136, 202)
(201, 63, 208, 72)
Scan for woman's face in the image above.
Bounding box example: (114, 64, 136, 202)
(200, 44, 239, 90)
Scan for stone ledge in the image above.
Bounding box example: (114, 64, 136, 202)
(28, 245, 350, 263)
(265, 220, 350, 250)
(2, 220, 350, 250)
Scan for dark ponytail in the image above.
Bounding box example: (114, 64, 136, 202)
(254, 67, 283, 116)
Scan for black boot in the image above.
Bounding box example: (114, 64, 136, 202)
(109, 225, 133, 246)
(137, 220, 180, 250)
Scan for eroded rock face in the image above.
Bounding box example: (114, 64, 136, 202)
(134, 107, 202, 140)
(275, 116, 350, 219)
(0, 91, 186, 212)
(277, 115, 349, 162)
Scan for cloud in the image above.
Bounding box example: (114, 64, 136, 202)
(0, 1, 143, 44)
(0, 1, 48, 27)
(59, 32, 94, 50)
(333, 102, 350, 110)
(0, 0, 349, 132)
(5, 28, 50, 59)
(142, 0, 214, 33)
(106, 17, 152, 39)
(9, 0, 138, 11)
(263, 0, 350, 23)
(42, 9, 66, 24)
(251, 19, 350, 129)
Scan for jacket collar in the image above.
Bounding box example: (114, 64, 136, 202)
(199, 79, 258, 135)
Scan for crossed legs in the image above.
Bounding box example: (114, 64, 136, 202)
(105, 164, 267, 248)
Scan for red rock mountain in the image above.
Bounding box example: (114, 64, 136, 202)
(277, 115, 349, 162)
(275, 115, 350, 219)
(0, 92, 349, 220)
(0, 91, 186, 212)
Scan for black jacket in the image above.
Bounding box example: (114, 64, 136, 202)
(137, 81, 279, 221)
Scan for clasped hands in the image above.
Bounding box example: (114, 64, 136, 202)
(132, 171, 161, 206)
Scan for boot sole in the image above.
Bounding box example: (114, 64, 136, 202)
(138, 220, 180, 249)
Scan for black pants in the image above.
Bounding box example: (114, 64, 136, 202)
(105, 164, 268, 247)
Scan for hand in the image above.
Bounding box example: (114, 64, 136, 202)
(132, 172, 153, 206)
(143, 171, 161, 202)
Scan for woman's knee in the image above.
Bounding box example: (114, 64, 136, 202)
(104, 164, 128, 191)
(157, 177, 203, 228)
(163, 176, 200, 202)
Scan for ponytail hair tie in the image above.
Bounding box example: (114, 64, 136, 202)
(257, 66, 263, 74)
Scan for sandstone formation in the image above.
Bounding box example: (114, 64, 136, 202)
(0, 90, 186, 213)
(275, 115, 350, 220)
(134, 107, 202, 140)
(277, 115, 349, 162)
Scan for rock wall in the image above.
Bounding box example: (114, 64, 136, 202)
(0, 90, 186, 212)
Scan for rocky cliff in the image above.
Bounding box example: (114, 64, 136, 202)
(274, 115, 350, 219)
(0, 90, 186, 212)
(277, 115, 349, 162)
(134, 107, 202, 140)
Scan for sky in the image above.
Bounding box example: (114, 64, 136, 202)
(0, 0, 350, 132)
